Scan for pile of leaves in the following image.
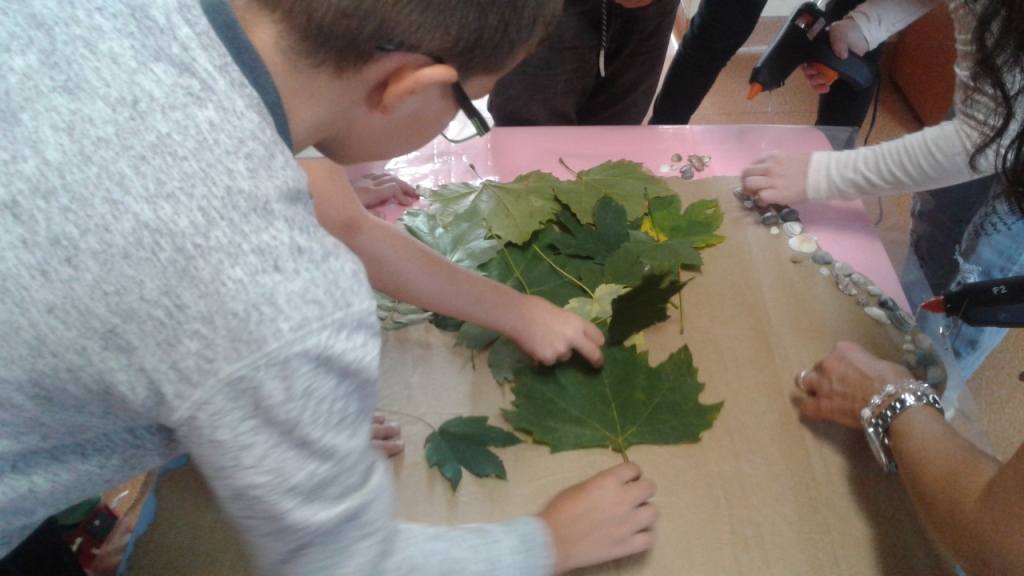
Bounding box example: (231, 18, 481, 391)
(380, 160, 726, 490)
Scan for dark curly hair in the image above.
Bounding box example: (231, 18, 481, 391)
(967, 0, 1024, 212)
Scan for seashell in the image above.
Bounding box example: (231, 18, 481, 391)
(733, 187, 751, 202)
(788, 233, 818, 253)
(832, 261, 854, 277)
(900, 353, 919, 370)
(914, 333, 933, 349)
(679, 164, 695, 180)
(864, 306, 891, 325)
(659, 164, 671, 173)
(761, 211, 780, 225)
(811, 250, 833, 265)
(688, 154, 711, 171)
(888, 310, 914, 332)
(850, 272, 870, 288)
(671, 153, 683, 163)
(877, 295, 899, 312)
(857, 296, 870, 307)
(819, 267, 831, 276)
(790, 251, 810, 264)
(902, 343, 916, 352)
(770, 226, 780, 235)
(779, 207, 800, 222)
(904, 334, 914, 344)
(743, 200, 755, 209)
(783, 221, 803, 237)
(866, 285, 883, 297)
(837, 276, 859, 296)
(669, 164, 677, 171)
(926, 365, 946, 387)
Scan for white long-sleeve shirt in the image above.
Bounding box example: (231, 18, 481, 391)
(806, 0, 1021, 201)
(0, 1, 553, 574)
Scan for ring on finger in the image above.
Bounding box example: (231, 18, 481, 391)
(796, 369, 811, 393)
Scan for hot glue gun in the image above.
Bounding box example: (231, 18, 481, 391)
(748, 1, 876, 99)
(920, 275, 1024, 328)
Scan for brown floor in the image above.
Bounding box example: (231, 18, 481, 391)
(681, 17, 1023, 461)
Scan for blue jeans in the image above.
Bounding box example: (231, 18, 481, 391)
(901, 179, 1024, 404)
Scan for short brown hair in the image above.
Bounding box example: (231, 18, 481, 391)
(248, 0, 564, 77)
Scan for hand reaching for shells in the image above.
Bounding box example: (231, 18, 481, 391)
(740, 152, 812, 206)
(794, 341, 913, 428)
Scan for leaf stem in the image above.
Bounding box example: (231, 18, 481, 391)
(531, 245, 594, 298)
(499, 243, 531, 294)
(558, 157, 578, 176)
(375, 407, 438, 433)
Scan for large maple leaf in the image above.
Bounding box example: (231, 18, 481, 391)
(426, 171, 562, 245)
(555, 160, 675, 224)
(503, 345, 722, 455)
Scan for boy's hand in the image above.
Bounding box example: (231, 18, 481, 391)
(539, 462, 657, 574)
(507, 295, 605, 367)
(371, 413, 404, 457)
(740, 152, 811, 205)
(350, 172, 419, 210)
(802, 18, 870, 94)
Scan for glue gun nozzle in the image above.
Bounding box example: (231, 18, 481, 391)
(919, 296, 946, 313)
(747, 83, 764, 100)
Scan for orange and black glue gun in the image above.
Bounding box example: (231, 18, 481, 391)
(748, 1, 876, 99)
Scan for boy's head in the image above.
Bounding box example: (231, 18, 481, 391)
(250, 0, 563, 78)
(243, 0, 562, 162)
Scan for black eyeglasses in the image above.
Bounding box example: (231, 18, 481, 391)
(377, 43, 491, 142)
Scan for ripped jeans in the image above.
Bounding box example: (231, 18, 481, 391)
(900, 176, 1024, 404)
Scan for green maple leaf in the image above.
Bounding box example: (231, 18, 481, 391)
(643, 196, 725, 248)
(425, 416, 522, 491)
(426, 171, 562, 245)
(603, 236, 702, 287)
(503, 345, 722, 454)
(487, 336, 535, 384)
(548, 197, 631, 263)
(479, 228, 590, 307)
(564, 283, 630, 324)
(400, 209, 499, 271)
(555, 160, 675, 224)
(607, 274, 690, 344)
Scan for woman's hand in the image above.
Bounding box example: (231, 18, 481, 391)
(794, 341, 913, 428)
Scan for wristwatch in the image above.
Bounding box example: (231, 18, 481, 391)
(861, 381, 943, 473)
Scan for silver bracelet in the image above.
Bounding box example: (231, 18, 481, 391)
(861, 380, 943, 473)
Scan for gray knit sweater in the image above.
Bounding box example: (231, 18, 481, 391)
(0, 1, 551, 574)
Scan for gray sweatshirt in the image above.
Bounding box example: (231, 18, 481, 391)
(0, 1, 552, 574)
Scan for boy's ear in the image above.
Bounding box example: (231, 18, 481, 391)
(373, 63, 459, 114)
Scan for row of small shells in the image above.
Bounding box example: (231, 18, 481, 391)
(733, 187, 947, 388)
(659, 153, 712, 180)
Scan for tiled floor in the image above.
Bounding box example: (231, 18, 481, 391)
(679, 18, 1023, 460)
